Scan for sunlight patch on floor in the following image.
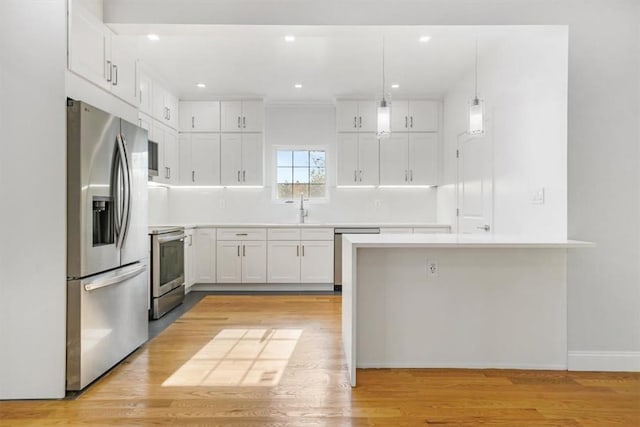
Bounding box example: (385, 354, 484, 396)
(162, 328, 303, 387)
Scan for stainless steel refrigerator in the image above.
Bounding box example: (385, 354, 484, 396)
(66, 99, 149, 391)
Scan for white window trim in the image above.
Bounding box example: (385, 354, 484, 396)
(271, 145, 330, 204)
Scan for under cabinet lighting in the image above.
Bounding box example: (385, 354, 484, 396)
(419, 36, 431, 43)
(147, 34, 160, 41)
(391, 84, 400, 89)
(379, 185, 434, 189)
(284, 35, 295, 42)
(294, 83, 302, 88)
(336, 185, 377, 189)
(196, 83, 206, 88)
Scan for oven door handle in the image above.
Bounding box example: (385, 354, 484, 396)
(84, 264, 147, 292)
(156, 233, 187, 244)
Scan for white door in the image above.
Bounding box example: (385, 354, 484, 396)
(178, 101, 194, 131)
(241, 101, 263, 132)
(241, 133, 263, 185)
(336, 101, 359, 132)
(337, 133, 359, 185)
(216, 241, 242, 283)
(68, 5, 110, 90)
(409, 100, 438, 132)
(192, 102, 221, 132)
(178, 134, 192, 183)
(357, 101, 378, 132)
(300, 241, 334, 283)
(390, 101, 410, 132)
(379, 133, 409, 185)
(241, 241, 267, 283)
(194, 229, 216, 283)
(357, 133, 379, 185)
(192, 134, 221, 185)
(138, 71, 153, 116)
(457, 129, 493, 234)
(267, 241, 301, 283)
(220, 134, 243, 185)
(164, 129, 179, 184)
(221, 101, 243, 132)
(409, 133, 438, 185)
(110, 35, 138, 106)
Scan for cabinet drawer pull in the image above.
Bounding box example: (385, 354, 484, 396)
(235, 233, 248, 236)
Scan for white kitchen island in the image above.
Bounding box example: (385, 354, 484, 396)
(341, 234, 593, 386)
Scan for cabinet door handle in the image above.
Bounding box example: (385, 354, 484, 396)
(106, 60, 112, 82)
(359, 116, 362, 128)
(405, 170, 408, 182)
(297, 245, 299, 257)
(237, 245, 240, 256)
(359, 170, 363, 182)
(354, 170, 357, 182)
(192, 116, 195, 129)
(167, 167, 171, 179)
(243, 245, 246, 257)
(243, 117, 246, 128)
(410, 169, 413, 182)
(410, 116, 413, 128)
(168, 108, 171, 121)
(165, 166, 169, 179)
(237, 116, 241, 128)
(192, 170, 195, 182)
(112, 64, 118, 86)
(237, 170, 241, 182)
(405, 116, 408, 128)
(235, 233, 248, 236)
(302, 245, 305, 256)
(353, 116, 357, 128)
(242, 170, 246, 182)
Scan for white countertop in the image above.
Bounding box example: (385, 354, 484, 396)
(150, 222, 452, 229)
(343, 233, 593, 248)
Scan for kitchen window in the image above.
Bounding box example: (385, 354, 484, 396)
(276, 149, 326, 200)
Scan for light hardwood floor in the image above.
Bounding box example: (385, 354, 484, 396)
(1, 295, 639, 426)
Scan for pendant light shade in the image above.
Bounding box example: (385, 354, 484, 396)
(377, 37, 391, 139)
(468, 39, 485, 137)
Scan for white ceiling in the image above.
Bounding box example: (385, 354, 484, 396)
(108, 25, 535, 101)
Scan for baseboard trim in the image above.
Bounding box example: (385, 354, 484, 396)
(191, 283, 334, 292)
(568, 351, 640, 372)
(357, 361, 567, 370)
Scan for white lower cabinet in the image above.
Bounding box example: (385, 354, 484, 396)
(184, 228, 195, 290)
(193, 228, 216, 283)
(267, 228, 334, 284)
(216, 237, 267, 283)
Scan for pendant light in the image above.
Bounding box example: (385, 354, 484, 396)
(377, 37, 391, 139)
(468, 39, 485, 136)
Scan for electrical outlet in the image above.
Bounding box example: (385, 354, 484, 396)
(531, 188, 545, 204)
(374, 199, 381, 208)
(427, 260, 439, 277)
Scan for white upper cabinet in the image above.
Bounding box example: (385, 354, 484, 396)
(221, 100, 263, 132)
(138, 70, 153, 116)
(153, 84, 179, 129)
(151, 120, 179, 184)
(380, 132, 438, 185)
(109, 36, 138, 106)
(179, 101, 221, 132)
(179, 133, 221, 185)
(391, 100, 439, 132)
(337, 133, 379, 186)
(336, 100, 378, 132)
(68, 5, 139, 105)
(220, 133, 263, 186)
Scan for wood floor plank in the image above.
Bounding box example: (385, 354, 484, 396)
(1, 295, 639, 426)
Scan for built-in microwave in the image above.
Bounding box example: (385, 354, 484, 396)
(148, 140, 159, 177)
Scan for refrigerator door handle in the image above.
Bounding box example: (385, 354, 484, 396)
(84, 264, 147, 292)
(119, 134, 133, 248)
(111, 143, 123, 245)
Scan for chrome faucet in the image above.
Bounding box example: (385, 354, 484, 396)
(299, 193, 308, 224)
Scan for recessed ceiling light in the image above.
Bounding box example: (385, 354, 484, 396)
(294, 83, 302, 89)
(147, 33, 160, 41)
(419, 36, 431, 43)
(284, 35, 296, 42)
(196, 83, 206, 88)
(391, 84, 400, 89)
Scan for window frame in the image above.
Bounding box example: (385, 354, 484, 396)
(271, 145, 329, 203)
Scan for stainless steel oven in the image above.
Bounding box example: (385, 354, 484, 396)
(150, 227, 186, 319)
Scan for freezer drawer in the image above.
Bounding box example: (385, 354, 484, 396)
(66, 263, 148, 390)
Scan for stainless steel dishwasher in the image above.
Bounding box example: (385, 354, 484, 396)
(334, 227, 380, 288)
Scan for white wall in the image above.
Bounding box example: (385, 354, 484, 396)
(162, 104, 438, 224)
(440, 28, 568, 238)
(0, 0, 67, 398)
(107, 0, 640, 369)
